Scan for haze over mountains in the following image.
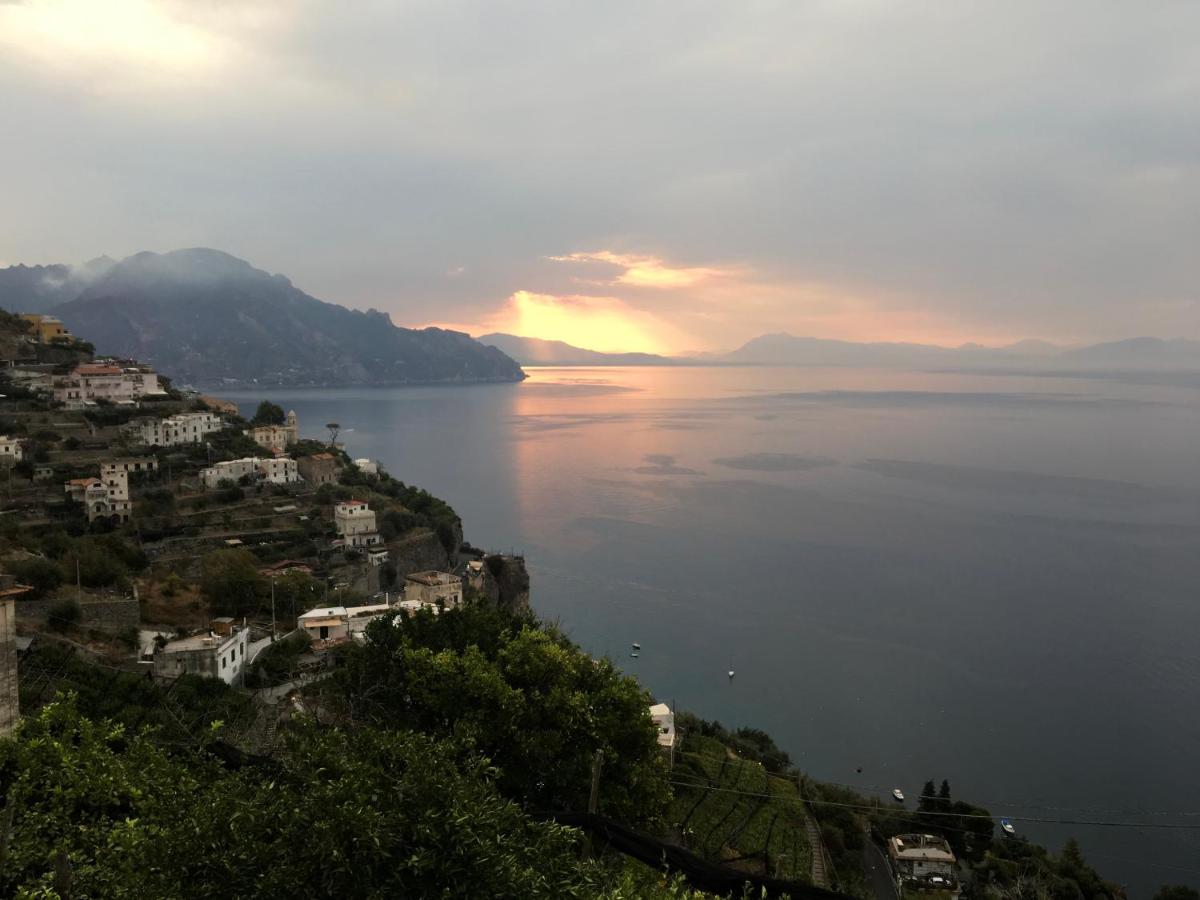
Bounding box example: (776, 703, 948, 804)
(482, 331, 1200, 371)
(0, 249, 525, 388)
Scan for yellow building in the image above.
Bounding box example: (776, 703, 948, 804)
(18, 314, 71, 343)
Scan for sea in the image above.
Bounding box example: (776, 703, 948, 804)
(224, 365, 1200, 895)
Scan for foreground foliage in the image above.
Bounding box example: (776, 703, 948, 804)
(330, 601, 672, 824)
(0, 698, 603, 899)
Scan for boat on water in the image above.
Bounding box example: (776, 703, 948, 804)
(892, 788, 905, 802)
(631, 642, 641, 650)
(1000, 818, 1016, 835)
(727, 669, 735, 680)
(630, 652, 639, 659)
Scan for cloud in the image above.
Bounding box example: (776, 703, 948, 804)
(3, 2, 1200, 349)
(549, 250, 736, 290)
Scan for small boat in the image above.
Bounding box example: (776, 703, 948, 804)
(631, 642, 641, 650)
(630, 652, 639, 658)
(892, 788, 905, 802)
(727, 669, 736, 680)
(1000, 818, 1016, 835)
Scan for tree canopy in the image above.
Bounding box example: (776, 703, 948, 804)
(0, 697, 605, 899)
(250, 400, 286, 426)
(332, 601, 671, 824)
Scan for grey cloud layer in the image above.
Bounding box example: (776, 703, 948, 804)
(2, 1, 1198, 341)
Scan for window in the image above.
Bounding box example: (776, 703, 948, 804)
(222, 657, 227, 669)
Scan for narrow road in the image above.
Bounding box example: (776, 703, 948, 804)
(862, 839, 899, 900)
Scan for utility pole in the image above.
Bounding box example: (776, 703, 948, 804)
(583, 749, 603, 859)
(270, 577, 276, 640)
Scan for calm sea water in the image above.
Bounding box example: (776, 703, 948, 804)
(225, 366, 1200, 894)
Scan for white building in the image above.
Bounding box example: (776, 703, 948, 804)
(152, 628, 250, 685)
(300, 603, 393, 645)
(200, 456, 299, 489)
(649, 702, 677, 766)
(245, 410, 299, 451)
(54, 363, 164, 407)
(65, 469, 131, 522)
(354, 458, 379, 476)
(101, 457, 159, 478)
(298, 607, 349, 644)
(0, 436, 23, 464)
(403, 571, 463, 608)
(257, 456, 299, 485)
(887, 834, 958, 888)
(334, 500, 381, 547)
(130, 411, 224, 447)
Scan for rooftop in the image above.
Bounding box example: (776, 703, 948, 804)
(889, 834, 956, 862)
(299, 606, 347, 621)
(162, 631, 239, 652)
(405, 570, 458, 587)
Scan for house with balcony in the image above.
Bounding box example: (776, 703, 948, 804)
(334, 499, 381, 547)
(130, 411, 224, 447)
(54, 363, 163, 407)
(65, 468, 131, 522)
(200, 456, 299, 489)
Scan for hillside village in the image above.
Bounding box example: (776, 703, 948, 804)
(0, 308, 527, 725)
(0, 310, 1137, 900)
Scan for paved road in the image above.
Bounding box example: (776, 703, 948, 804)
(862, 839, 899, 900)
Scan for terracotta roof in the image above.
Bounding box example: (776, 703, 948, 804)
(74, 365, 123, 376)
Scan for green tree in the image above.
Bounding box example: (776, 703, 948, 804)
(251, 400, 285, 425)
(199, 548, 267, 617)
(335, 602, 670, 824)
(0, 697, 600, 899)
(918, 779, 937, 811)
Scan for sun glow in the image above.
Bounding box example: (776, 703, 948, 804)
(0, 0, 223, 78)
(496, 290, 670, 355)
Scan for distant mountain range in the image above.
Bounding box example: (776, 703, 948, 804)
(0, 249, 525, 388)
(719, 332, 1200, 370)
(481, 331, 1200, 371)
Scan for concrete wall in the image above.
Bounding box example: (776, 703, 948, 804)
(17, 595, 140, 632)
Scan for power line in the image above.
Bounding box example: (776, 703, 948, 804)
(667, 780, 1200, 831)
(816, 776, 1200, 819)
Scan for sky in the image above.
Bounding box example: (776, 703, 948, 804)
(1, 1, 1198, 354)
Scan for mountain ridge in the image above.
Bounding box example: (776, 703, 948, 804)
(482, 330, 1200, 370)
(477, 333, 680, 366)
(0, 249, 525, 388)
